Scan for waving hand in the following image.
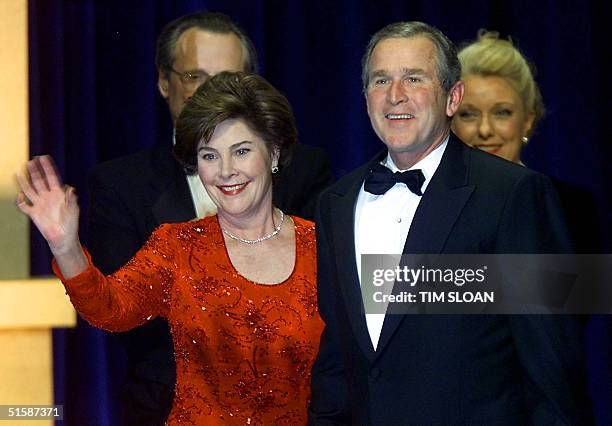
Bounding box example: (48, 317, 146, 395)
(16, 155, 86, 277)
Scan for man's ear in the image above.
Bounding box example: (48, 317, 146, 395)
(158, 71, 170, 100)
(446, 80, 465, 117)
(364, 90, 373, 119)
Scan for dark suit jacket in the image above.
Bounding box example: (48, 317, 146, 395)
(549, 178, 602, 254)
(87, 141, 334, 426)
(310, 134, 591, 425)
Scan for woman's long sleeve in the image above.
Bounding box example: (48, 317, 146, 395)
(52, 224, 178, 332)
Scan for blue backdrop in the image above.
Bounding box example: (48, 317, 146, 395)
(27, 1, 610, 425)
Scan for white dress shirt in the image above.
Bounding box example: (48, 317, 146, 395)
(354, 137, 448, 349)
(186, 173, 217, 218)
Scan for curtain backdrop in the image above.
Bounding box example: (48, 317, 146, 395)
(27, 1, 610, 425)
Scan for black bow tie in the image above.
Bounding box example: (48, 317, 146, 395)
(364, 163, 425, 196)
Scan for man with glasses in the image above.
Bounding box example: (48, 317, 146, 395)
(87, 11, 333, 426)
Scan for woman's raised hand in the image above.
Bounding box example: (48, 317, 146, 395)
(16, 155, 80, 257)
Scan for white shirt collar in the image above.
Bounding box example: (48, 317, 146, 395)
(382, 135, 449, 194)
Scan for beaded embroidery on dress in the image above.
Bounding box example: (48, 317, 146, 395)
(54, 215, 322, 425)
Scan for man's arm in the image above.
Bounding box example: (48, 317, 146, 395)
(308, 196, 351, 425)
(497, 173, 592, 424)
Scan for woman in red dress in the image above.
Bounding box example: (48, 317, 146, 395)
(17, 72, 323, 425)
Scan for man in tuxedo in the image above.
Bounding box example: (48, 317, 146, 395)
(87, 11, 334, 426)
(309, 21, 590, 424)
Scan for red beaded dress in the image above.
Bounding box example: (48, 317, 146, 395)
(53, 215, 323, 425)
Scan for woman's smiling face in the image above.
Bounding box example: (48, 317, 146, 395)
(452, 75, 534, 163)
(197, 118, 277, 220)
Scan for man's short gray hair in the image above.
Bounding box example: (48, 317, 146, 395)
(361, 21, 461, 93)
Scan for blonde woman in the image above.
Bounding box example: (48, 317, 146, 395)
(451, 31, 543, 164)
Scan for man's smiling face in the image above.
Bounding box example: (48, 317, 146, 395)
(366, 36, 458, 169)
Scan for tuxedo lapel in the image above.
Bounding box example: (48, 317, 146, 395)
(403, 135, 473, 254)
(375, 135, 475, 354)
(152, 174, 196, 225)
(151, 147, 196, 225)
(329, 157, 389, 360)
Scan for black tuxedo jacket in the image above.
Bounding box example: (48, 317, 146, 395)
(310, 134, 591, 425)
(87, 141, 334, 425)
(549, 177, 602, 254)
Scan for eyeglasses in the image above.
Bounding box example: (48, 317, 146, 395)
(169, 67, 209, 90)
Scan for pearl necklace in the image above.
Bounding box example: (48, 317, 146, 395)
(221, 209, 285, 244)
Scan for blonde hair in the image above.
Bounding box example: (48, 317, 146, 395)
(458, 30, 544, 136)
